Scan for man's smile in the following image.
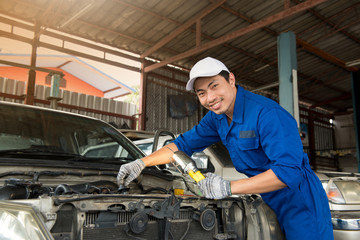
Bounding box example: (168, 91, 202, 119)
(207, 98, 223, 111)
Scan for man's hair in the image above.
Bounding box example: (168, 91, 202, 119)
(218, 70, 229, 82)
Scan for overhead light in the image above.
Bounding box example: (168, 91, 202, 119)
(251, 82, 279, 92)
(254, 64, 270, 72)
(345, 59, 360, 67)
(59, 1, 95, 28)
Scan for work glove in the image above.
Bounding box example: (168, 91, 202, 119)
(117, 159, 145, 187)
(197, 172, 231, 199)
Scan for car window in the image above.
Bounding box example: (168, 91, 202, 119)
(82, 142, 120, 157)
(163, 139, 172, 146)
(0, 103, 143, 161)
(136, 143, 153, 155)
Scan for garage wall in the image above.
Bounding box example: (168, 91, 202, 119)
(144, 67, 202, 134)
(333, 114, 358, 172)
(334, 114, 356, 149)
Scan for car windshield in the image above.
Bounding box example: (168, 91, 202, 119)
(136, 142, 153, 155)
(0, 103, 143, 161)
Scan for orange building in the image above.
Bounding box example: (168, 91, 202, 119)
(0, 54, 135, 99)
(0, 66, 104, 97)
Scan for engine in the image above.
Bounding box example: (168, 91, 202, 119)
(0, 176, 284, 240)
(0, 178, 231, 240)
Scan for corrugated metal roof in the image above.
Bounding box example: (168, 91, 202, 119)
(0, 0, 359, 113)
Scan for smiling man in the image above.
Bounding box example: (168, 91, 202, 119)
(117, 57, 333, 239)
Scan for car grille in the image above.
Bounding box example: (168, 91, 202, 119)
(82, 210, 216, 240)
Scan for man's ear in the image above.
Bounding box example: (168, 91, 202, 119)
(229, 72, 236, 86)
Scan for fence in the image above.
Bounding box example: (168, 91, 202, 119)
(300, 107, 339, 171)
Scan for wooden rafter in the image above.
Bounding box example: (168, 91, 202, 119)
(140, 0, 226, 58)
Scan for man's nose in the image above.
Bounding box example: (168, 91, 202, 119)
(207, 91, 217, 102)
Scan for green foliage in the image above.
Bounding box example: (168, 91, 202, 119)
(124, 85, 140, 110)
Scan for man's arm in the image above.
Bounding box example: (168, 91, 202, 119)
(141, 143, 179, 166)
(230, 169, 287, 194)
(117, 143, 179, 186)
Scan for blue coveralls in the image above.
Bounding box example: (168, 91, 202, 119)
(173, 85, 333, 239)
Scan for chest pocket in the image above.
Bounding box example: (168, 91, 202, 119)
(237, 136, 259, 150)
(232, 135, 268, 170)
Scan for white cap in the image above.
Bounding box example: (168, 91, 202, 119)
(186, 57, 229, 91)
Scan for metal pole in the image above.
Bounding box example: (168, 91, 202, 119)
(25, 24, 40, 105)
(351, 71, 360, 173)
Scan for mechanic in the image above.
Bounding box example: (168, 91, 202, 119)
(117, 57, 333, 240)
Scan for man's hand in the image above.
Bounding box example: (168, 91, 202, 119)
(117, 159, 145, 186)
(197, 173, 231, 199)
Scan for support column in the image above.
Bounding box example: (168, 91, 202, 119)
(25, 69, 36, 105)
(277, 31, 299, 123)
(48, 74, 62, 109)
(139, 60, 148, 130)
(351, 71, 360, 173)
(308, 111, 316, 168)
(25, 25, 40, 105)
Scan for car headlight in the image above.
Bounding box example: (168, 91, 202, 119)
(0, 202, 53, 240)
(326, 181, 346, 204)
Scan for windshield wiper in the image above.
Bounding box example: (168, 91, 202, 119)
(68, 156, 134, 163)
(0, 149, 66, 155)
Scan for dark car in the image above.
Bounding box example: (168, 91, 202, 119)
(0, 101, 284, 240)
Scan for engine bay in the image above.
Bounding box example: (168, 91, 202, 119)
(0, 169, 250, 240)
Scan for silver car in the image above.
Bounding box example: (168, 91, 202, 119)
(0, 101, 284, 240)
(316, 171, 360, 240)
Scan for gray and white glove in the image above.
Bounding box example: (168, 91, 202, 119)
(197, 172, 231, 199)
(117, 159, 145, 187)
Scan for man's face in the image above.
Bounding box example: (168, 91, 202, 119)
(193, 73, 237, 117)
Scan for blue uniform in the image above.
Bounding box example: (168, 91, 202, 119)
(173, 85, 333, 239)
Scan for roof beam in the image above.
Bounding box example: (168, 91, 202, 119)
(113, 0, 179, 25)
(0, 16, 142, 63)
(297, 71, 347, 95)
(116, 0, 273, 66)
(140, 0, 226, 58)
(144, 0, 329, 72)
(104, 87, 121, 94)
(38, 41, 140, 72)
(33, 0, 59, 38)
(294, 0, 360, 45)
(56, 60, 72, 68)
(0, 29, 141, 72)
(298, 69, 345, 95)
(220, 3, 278, 37)
(0, 59, 64, 76)
(296, 38, 359, 72)
(0, 9, 153, 51)
(110, 92, 131, 99)
(310, 92, 352, 109)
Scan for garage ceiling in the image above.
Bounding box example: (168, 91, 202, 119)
(0, 0, 359, 115)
